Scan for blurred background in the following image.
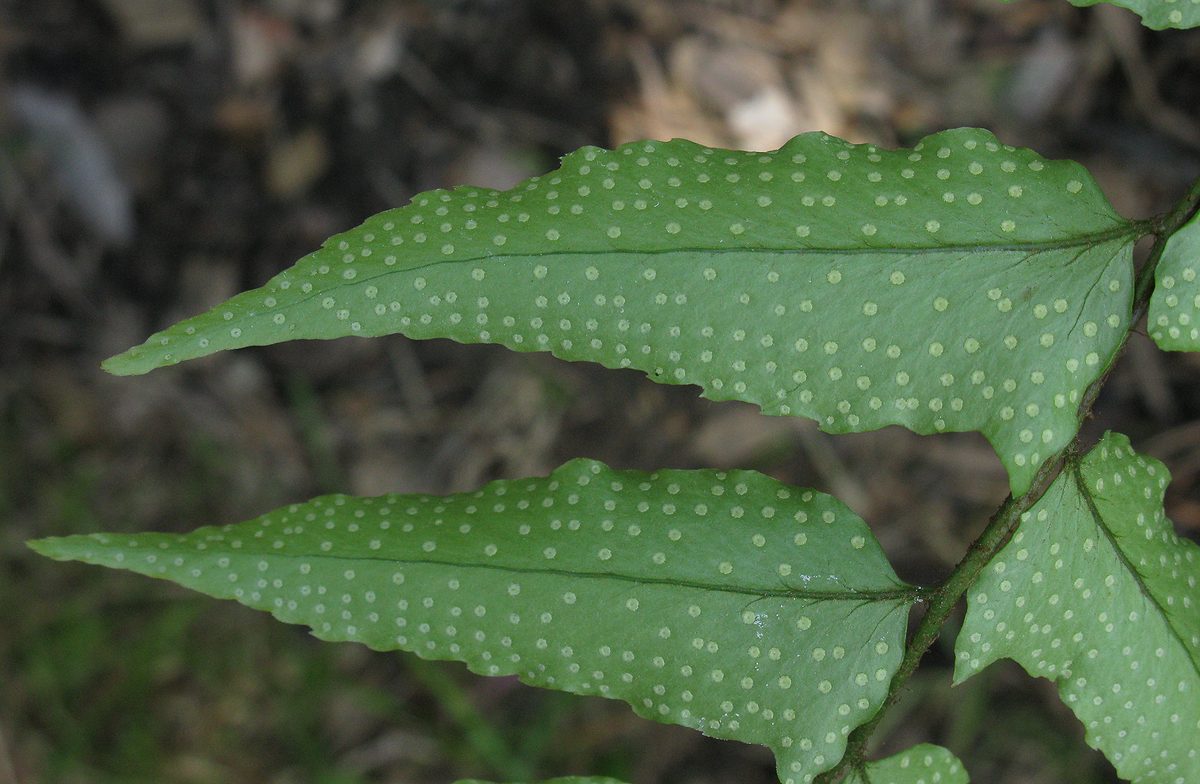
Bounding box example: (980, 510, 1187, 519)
(1, 1, 1199, 782)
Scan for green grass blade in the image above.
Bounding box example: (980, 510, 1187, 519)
(1149, 210, 1200, 351)
(103, 128, 1140, 494)
(955, 432, 1200, 783)
(30, 459, 918, 784)
(845, 744, 969, 784)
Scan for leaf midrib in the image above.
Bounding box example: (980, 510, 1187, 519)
(109, 223, 1142, 374)
(344, 220, 1140, 262)
(1068, 458, 1200, 677)
(238, 225, 1140, 323)
(117, 544, 919, 603)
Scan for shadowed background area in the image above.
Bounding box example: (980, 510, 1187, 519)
(1, 1, 1198, 782)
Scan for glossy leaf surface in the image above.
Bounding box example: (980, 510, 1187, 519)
(104, 128, 1139, 494)
(30, 460, 917, 784)
(955, 432, 1200, 783)
(1149, 210, 1200, 352)
(845, 744, 969, 784)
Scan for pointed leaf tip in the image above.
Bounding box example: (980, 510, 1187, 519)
(28, 534, 136, 567)
(27, 536, 77, 560)
(101, 353, 137, 376)
(103, 342, 182, 376)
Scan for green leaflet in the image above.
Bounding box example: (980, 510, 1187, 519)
(955, 432, 1200, 783)
(454, 779, 627, 784)
(845, 744, 969, 784)
(1052, 0, 1200, 29)
(1149, 210, 1200, 352)
(29, 460, 917, 784)
(103, 128, 1138, 495)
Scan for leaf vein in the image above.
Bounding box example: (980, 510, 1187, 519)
(192, 548, 920, 604)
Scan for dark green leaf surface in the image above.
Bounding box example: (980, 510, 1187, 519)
(1052, 0, 1199, 29)
(955, 432, 1200, 783)
(1149, 211, 1200, 351)
(104, 128, 1138, 494)
(845, 744, 969, 784)
(30, 460, 917, 784)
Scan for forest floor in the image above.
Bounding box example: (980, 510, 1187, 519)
(2, 1, 1198, 782)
